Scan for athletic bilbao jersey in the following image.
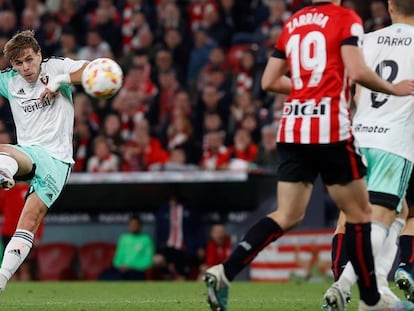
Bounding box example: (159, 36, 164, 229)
(353, 24, 414, 162)
(274, 3, 364, 144)
(0, 57, 86, 163)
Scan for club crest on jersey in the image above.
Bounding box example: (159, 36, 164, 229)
(282, 98, 330, 117)
(40, 74, 49, 86)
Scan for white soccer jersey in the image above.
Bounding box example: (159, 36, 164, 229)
(353, 24, 414, 162)
(0, 57, 87, 164)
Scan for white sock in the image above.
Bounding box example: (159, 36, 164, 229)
(371, 221, 388, 257)
(376, 218, 405, 278)
(337, 261, 356, 293)
(0, 230, 34, 281)
(0, 153, 18, 176)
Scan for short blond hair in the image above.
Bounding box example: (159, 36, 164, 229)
(3, 30, 41, 61)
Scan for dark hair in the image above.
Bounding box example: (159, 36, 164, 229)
(3, 30, 41, 61)
(129, 214, 141, 223)
(392, 0, 414, 16)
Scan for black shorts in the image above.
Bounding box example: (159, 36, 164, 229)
(406, 172, 414, 207)
(277, 139, 366, 185)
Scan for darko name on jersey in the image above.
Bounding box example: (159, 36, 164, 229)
(21, 98, 53, 113)
(377, 36, 412, 46)
(282, 98, 329, 117)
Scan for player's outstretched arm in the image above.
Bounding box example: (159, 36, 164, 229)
(261, 57, 292, 95)
(68, 62, 89, 85)
(341, 45, 414, 96)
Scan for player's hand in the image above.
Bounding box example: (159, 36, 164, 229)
(39, 88, 58, 103)
(391, 79, 414, 96)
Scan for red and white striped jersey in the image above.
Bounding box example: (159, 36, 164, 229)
(274, 3, 364, 144)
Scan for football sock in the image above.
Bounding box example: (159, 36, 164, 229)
(223, 217, 283, 281)
(370, 221, 388, 257)
(0, 153, 18, 176)
(376, 218, 405, 277)
(0, 230, 34, 281)
(398, 235, 414, 272)
(331, 233, 347, 281)
(345, 222, 380, 306)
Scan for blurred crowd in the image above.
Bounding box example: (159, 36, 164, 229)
(0, 0, 391, 173)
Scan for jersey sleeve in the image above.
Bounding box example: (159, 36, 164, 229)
(0, 69, 15, 100)
(274, 22, 289, 59)
(340, 10, 364, 47)
(48, 57, 88, 75)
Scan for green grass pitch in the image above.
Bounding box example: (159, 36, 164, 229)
(0, 280, 405, 310)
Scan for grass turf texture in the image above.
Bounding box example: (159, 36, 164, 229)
(0, 280, 405, 311)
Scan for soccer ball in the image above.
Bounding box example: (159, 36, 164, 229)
(81, 58, 123, 99)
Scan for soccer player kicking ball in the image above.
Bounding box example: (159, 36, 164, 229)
(203, 1, 414, 311)
(0, 30, 88, 291)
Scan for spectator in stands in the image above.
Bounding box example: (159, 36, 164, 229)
(217, 0, 237, 40)
(35, 13, 62, 58)
(194, 84, 229, 139)
(164, 113, 199, 163)
(73, 120, 95, 172)
(228, 91, 257, 137)
(187, 26, 218, 88)
(0, 35, 9, 69)
(56, 29, 79, 59)
(170, 90, 192, 120)
(120, 0, 156, 54)
(86, 135, 121, 173)
(200, 130, 230, 171)
(201, 112, 224, 140)
(154, 194, 206, 280)
(78, 27, 113, 61)
(122, 118, 168, 171)
(112, 89, 147, 142)
(258, 0, 290, 44)
(74, 93, 100, 133)
(89, 3, 122, 59)
(364, 0, 391, 32)
(150, 148, 199, 172)
(198, 223, 232, 280)
(100, 214, 154, 281)
(72, 94, 100, 172)
(119, 50, 158, 109)
(240, 112, 261, 144)
(54, 0, 87, 46)
(255, 124, 280, 171)
(151, 47, 183, 87)
(233, 48, 265, 100)
(201, 1, 232, 47)
(19, 7, 41, 33)
(99, 112, 125, 158)
(227, 128, 258, 171)
(188, 0, 218, 33)
(148, 68, 181, 134)
(162, 28, 190, 83)
(197, 47, 231, 91)
(130, 25, 157, 57)
(155, 2, 188, 44)
(0, 10, 17, 39)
